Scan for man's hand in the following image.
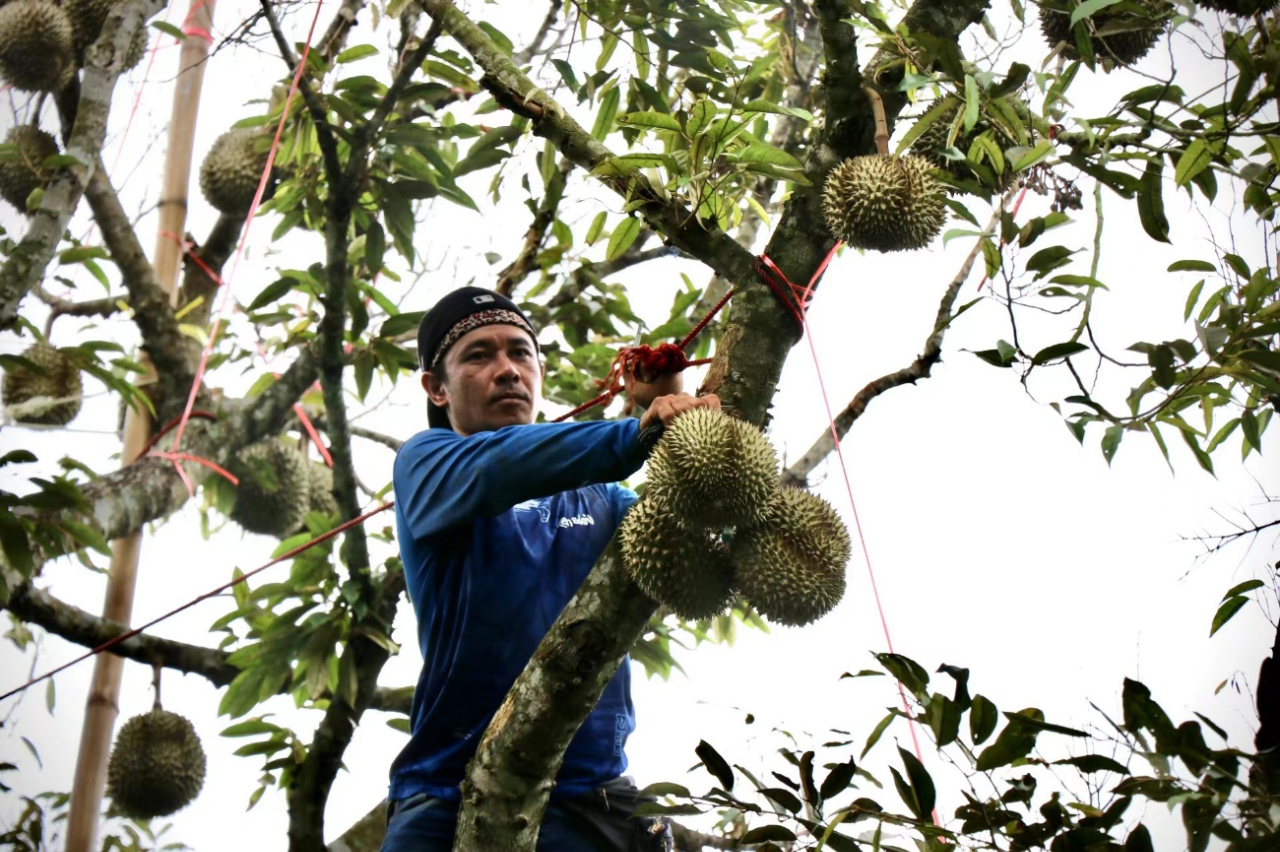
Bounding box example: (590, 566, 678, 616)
(638, 392, 721, 432)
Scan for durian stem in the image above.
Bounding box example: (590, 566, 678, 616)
(151, 663, 163, 711)
(862, 85, 889, 155)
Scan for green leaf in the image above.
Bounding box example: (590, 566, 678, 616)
(975, 720, 1037, 770)
(895, 96, 960, 155)
(898, 746, 936, 819)
(1175, 139, 1213, 188)
(740, 826, 797, 843)
(1137, 158, 1170, 243)
(247, 278, 294, 311)
(687, 98, 716, 139)
(1222, 579, 1265, 600)
(819, 757, 857, 801)
(618, 111, 681, 132)
(1031, 341, 1089, 365)
(1026, 245, 1079, 280)
(336, 44, 378, 63)
(151, 20, 186, 40)
(1210, 596, 1249, 637)
(606, 217, 642, 262)
(1054, 755, 1129, 774)
(861, 710, 897, 759)
(585, 211, 607, 245)
(875, 652, 929, 699)
(1101, 424, 1123, 466)
(695, 740, 734, 791)
(1070, 0, 1123, 25)
(1168, 259, 1215, 273)
(970, 694, 998, 745)
(638, 782, 691, 798)
(734, 144, 802, 169)
(963, 74, 980, 133)
(592, 87, 620, 142)
(1012, 140, 1053, 173)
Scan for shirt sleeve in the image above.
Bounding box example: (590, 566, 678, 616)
(394, 419, 648, 539)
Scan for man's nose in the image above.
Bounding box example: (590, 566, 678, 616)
(494, 353, 521, 381)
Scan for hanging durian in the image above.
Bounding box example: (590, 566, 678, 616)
(0, 125, 59, 213)
(106, 708, 207, 819)
(1038, 0, 1172, 67)
(199, 128, 275, 215)
(305, 461, 339, 520)
(821, 154, 947, 253)
(1198, 0, 1279, 12)
(731, 488, 850, 627)
(228, 438, 309, 537)
(620, 495, 736, 620)
(910, 103, 1022, 193)
(0, 0, 75, 92)
(645, 408, 778, 530)
(2, 341, 83, 426)
(64, 0, 148, 70)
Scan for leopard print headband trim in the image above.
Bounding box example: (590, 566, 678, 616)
(429, 309, 537, 369)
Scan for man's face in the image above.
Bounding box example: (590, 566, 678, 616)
(422, 323, 540, 436)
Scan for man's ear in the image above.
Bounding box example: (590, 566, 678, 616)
(422, 371, 449, 409)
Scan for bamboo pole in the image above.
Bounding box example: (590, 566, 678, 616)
(64, 4, 216, 848)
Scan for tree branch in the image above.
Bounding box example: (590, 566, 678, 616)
(83, 161, 192, 386)
(814, 0, 861, 159)
(316, 0, 368, 62)
(496, 158, 573, 297)
(782, 194, 1007, 487)
(258, 0, 344, 184)
(3, 582, 412, 715)
(0, 0, 164, 330)
(35, 285, 121, 335)
(512, 0, 560, 66)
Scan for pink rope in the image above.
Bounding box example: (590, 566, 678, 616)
(170, 0, 326, 461)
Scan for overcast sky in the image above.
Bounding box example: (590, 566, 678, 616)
(2, 1, 1277, 849)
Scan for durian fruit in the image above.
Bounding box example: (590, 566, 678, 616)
(0, 125, 59, 213)
(1198, 0, 1280, 12)
(106, 708, 207, 819)
(821, 154, 947, 253)
(2, 341, 83, 426)
(620, 495, 736, 620)
(646, 408, 778, 530)
(64, 0, 149, 70)
(300, 461, 339, 528)
(1038, 0, 1172, 67)
(0, 0, 75, 92)
(228, 438, 309, 537)
(910, 104, 1019, 193)
(199, 128, 274, 215)
(730, 487, 851, 627)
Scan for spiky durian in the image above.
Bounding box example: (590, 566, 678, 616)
(730, 488, 850, 627)
(620, 495, 736, 620)
(64, 0, 148, 70)
(302, 461, 339, 526)
(0, 0, 75, 92)
(910, 104, 1021, 193)
(2, 342, 82, 426)
(228, 438, 309, 537)
(1198, 0, 1279, 12)
(0, 125, 58, 213)
(821, 154, 947, 253)
(106, 709, 206, 819)
(199, 128, 274, 215)
(646, 408, 778, 530)
(1038, 0, 1172, 67)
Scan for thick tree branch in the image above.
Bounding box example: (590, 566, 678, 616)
(814, 0, 861, 158)
(35, 285, 121, 335)
(83, 162, 192, 386)
(258, 0, 344, 184)
(782, 196, 1006, 487)
(0, 0, 164, 330)
(495, 157, 573, 297)
(317, 0, 368, 62)
(3, 582, 412, 715)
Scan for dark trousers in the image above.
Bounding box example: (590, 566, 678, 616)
(380, 778, 672, 852)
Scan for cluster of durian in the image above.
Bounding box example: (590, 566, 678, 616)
(820, 154, 947, 253)
(0, 124, 59, 214)
(910, 104, 1020, 194)
(226, 438, 339, 538)
(1, 340, 83, 426)
(1038, 0, 1173, 67)
(0, 0, 148, 94)
(106, 708, 206, 819)
(198, 128, 277, 215)
(620, 408, 851, 627)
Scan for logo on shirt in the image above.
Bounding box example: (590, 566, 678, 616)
(558, 514, 595, 529)
(513, 498, 552, 523)
(614, 715, 628, 756)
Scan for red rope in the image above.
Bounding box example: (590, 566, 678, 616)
(761, 254, 941, 826)
(552, 289, 736, 422)
(0, 501, 395, 704)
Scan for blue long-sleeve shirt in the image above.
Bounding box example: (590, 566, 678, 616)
(389, 418, 649, 802)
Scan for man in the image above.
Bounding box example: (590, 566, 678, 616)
(382, 286, 719, 851)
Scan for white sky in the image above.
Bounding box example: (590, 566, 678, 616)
(1, 1, 1278, 849)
